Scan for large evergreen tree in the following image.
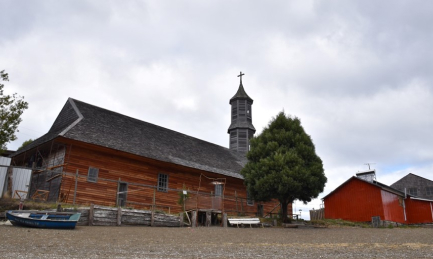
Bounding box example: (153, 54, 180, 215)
(0, 70, 29, 153)
(241, 111, 326, 222)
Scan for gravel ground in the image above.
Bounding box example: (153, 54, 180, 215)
(1, 225, 433, 258)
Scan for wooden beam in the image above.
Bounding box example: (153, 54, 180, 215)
(46, 174, 62, 182)
(33, 163, 68, 174)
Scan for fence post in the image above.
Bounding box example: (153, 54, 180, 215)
(73, 169, 78, 205)
(26, 162, 36, 199)
(223, 213, 227, 228)
(192, 210, 197, 228)
(89, 204, 94, 226)
(152, 188, 156, 210)
(235, 191, 238, 214)
(117, 207, 122, 226)
(206, 211, 211, 227)
(151, 187, 156, 226)
(179, 212, 184, 227)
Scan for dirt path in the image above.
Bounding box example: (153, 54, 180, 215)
(1, 225, 433, 258)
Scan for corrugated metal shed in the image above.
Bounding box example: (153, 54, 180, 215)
(11, 168, 32, 199)
(0, 157, 11, 198)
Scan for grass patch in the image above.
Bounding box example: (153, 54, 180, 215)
(309, 219, 371, 228)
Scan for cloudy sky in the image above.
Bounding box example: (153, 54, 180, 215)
(1, 1, 433, 218)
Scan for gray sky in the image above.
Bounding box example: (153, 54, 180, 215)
(2, 0, 433, 218)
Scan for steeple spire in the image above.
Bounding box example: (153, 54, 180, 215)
(228, 72, 256, 154)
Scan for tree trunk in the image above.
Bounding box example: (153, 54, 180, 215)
(280, 201, 289, 223)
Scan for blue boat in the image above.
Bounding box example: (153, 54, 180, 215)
(6, 210, 81, 229)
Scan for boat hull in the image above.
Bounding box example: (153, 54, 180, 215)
(6, 211, 80, 229)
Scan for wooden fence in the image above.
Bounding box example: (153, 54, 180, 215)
(309, 208, 324, 220)
(65, 205, 183, 227)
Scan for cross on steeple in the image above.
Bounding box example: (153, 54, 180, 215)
(237, 71, 245, 84)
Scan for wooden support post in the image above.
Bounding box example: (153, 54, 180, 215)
(179, 212, 184, 227)
(89, 204, 94, 226)
(192, 210, 197, 228)
(273, 219, 277, 227)
(26, 162, 36, 199)
(235, 191, 238, 214)
(206, 211, 211, 227)
(151, 187, 156, 227)
(117, 207, 122, 226)
(116, 178, 121, 206)
(223, 213, 227, 228)
(73, 169, 78, 205)
(152, 188, 156, 211)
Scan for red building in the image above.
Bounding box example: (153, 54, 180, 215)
(323, 171, 433, 224)
(405, 197, 433, 224)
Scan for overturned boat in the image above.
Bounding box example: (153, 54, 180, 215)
(6, 210, 81, 229)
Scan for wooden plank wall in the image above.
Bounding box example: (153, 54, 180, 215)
(58, 138, 284, 216)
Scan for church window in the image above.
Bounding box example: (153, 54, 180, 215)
(230, 131, 237, 149)
(408, 187, 417, 196)
(157, 173, 169, 192)
(239, 101, 246, 121)
(247, 104, 252, 123)
(215, 184, 223, 196)
(87, 167, 99, 183)
(247, 190, 254, 206)
(238, 130, 247, 150)
(232, 104, 237, 121)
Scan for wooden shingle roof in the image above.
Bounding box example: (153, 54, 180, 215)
(229, 82, 253, 103)
(13, 98, 247, 179)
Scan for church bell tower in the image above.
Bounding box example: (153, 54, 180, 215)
(228, 72, 256, 154)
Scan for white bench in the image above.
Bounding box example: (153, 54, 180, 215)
(228, 218, 263, 228)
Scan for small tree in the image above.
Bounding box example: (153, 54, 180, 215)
(241, 111, 327, 222)
(17, 139, 33, 151)
(0, 70, 29, 153)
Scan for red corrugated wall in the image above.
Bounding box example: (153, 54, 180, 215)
(380, 190, 405, 223)
(405, 199, 433, 224)
(324, 178, 385, 222)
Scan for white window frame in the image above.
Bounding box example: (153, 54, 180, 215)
(408, 187, 417, 196)
(157, 173, 169, 192)
(87, 167, 99, 183)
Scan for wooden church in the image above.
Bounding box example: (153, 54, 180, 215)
(11, 74, 282, 218)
